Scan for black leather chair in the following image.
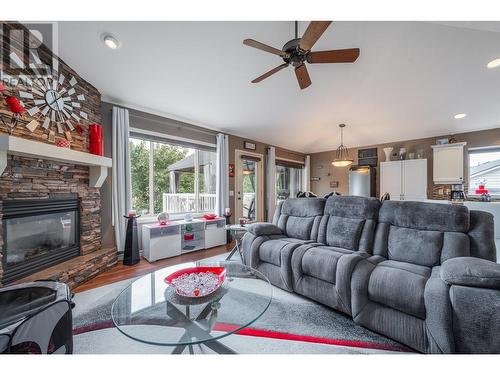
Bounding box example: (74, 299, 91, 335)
(0, 281, 73, 354)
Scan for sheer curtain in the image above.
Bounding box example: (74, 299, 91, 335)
(215, 133, 229, 217)
(303, 155, 311, 192)
(112, 106, 132, 252)
(266, 146, 277, 221)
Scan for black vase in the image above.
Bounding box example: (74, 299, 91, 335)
(123, 215, 140, 266)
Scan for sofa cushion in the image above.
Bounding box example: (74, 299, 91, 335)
(318, 195, 381, 252)
(301, 246, 355, 284)
(388, 226, 443, 267)
(441, 257, 500, 290)
(274, 198, 325, 241)
(379, 200, 470, 233)
(374, 201, 472, 266)
(278, 215, 316, 240)
(368, 260, 431, 319)
(280, 198, 326, 217)
(259, 238, 309, 266)
(326, 216, 365, 250)
(247, 222, 283, 236)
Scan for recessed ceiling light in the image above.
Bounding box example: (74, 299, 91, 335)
(487, 58, 500, 69)
(102, 34, 120, 50)
(454, 113, 467, 119)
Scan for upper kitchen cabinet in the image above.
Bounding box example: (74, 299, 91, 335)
(431, 142, 466, 184)
(380, 159, 427, 201)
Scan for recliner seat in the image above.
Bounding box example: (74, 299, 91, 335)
(242, 198, 325, 291)
(351, 201, 473, 353)
(291, 196, 380, 315)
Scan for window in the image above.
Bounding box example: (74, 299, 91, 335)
(276, 162, 303, 204)
(468, 147, 500, 196)
(129, 135, 217, 216)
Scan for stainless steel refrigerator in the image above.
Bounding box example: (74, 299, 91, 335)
(348, 165, 376, 197)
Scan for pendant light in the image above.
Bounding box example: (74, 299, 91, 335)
(331, 124, 353, 167)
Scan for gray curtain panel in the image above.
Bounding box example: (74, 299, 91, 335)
(266, 146, 277, 221)
(215, 133, 229, 217)
(112, 106, 132, 252)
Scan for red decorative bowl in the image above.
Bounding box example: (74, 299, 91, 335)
(164, 266, 226, 298)
(203, 213, 217, 220)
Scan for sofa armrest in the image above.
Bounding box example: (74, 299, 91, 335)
(441, 257, 500, 290)
(246, 222, 283, 236)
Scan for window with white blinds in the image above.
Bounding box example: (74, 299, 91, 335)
(468, 147, 500, 196)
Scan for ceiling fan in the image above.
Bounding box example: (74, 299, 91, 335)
(243, 21, 360, 90)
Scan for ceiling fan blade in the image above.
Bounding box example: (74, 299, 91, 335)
(307, 48, 360, 64)
(251, 63, 289, 83)
(243, 39, 288, 57)
(299, 21, 332, 51)
(294, 64, 312, 90)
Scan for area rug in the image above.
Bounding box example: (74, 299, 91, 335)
(72, 254, 413, 354)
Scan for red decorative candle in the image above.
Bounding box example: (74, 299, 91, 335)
(88, 123, 103, 156)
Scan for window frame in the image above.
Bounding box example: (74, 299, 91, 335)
(275, 157, 305, 203)
(468, 146, 500, 197)
(129, 127, 217, 217)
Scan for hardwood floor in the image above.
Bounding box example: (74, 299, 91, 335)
(73, 243, 234, 293)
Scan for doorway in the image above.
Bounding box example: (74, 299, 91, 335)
(235, 150, 264, 223)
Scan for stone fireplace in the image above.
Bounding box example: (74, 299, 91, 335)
(0, 155, 116, 288)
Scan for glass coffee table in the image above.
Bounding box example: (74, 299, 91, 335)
(111, 261, 273, 354)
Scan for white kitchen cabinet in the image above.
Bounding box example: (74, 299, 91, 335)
(380, 161, 403, 200)
(380, 159, 427, 201)
(431, 142, 466, 184)
(403, 159, 428, 200)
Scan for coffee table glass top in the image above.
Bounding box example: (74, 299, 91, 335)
(111, 261, 273, 347)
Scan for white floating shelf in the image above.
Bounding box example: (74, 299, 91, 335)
(0, 135, 112, 188)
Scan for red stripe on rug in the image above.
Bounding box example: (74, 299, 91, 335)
(213, 322, 411, 352)
(73, 321, 115, 335)
(73, 320, 411, 352)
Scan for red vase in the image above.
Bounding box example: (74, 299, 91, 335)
(89, 123, 103, 156)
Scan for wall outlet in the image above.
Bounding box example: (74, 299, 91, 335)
(229, 190, 234, 197)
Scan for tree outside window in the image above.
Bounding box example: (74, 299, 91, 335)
(129, 136, 215, 216)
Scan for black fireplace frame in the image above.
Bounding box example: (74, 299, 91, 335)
(1, 198, 81, 284)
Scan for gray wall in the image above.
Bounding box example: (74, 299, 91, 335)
(100, 102, 114, 247)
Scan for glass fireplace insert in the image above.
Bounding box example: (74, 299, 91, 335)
(1, 198, 80, 284)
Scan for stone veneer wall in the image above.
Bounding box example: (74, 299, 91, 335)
(0, 22, 116, 288)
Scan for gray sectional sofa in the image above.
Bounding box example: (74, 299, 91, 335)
(241, 196, 500, 353)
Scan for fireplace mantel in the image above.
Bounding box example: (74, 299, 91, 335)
(0, 135, 112, 188)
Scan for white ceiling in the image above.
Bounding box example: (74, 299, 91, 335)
(57, 21, 500, 153)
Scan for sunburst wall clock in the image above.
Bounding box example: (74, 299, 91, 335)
(2, 51, 88, 140)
